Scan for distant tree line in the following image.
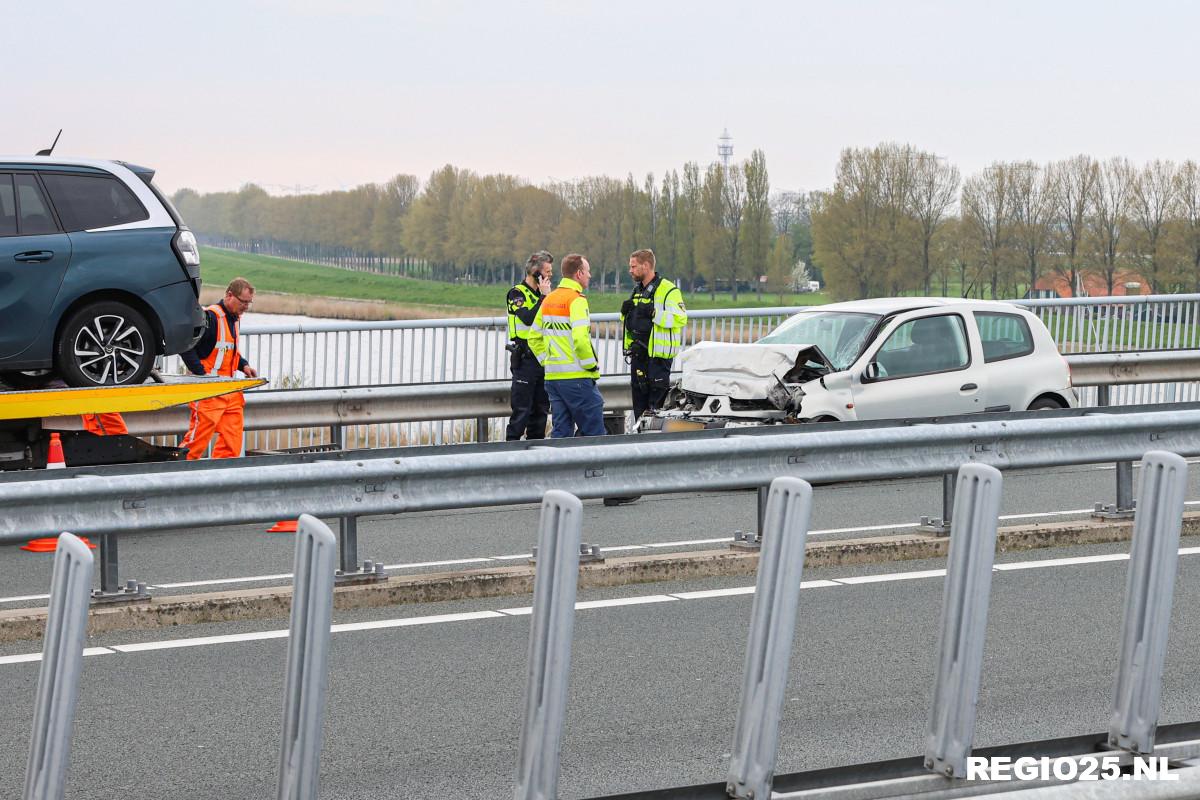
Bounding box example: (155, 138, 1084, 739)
(812, 143, 1200, 300)
(174, 150, 819, 298)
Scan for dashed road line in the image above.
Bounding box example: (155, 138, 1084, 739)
(0, 502, 1193, 604)
(2, 545, 1195, 668)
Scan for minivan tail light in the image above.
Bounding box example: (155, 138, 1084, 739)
(173, 229, 200, 268)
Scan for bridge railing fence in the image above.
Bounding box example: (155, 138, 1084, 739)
(155, 294, 1200, 450)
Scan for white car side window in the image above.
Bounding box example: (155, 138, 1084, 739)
(874, 315, 969, 378)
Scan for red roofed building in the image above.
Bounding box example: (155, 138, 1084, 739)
(1033, 270, 1152, 298)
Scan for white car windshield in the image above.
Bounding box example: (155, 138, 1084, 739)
(758, 311, 881, 371)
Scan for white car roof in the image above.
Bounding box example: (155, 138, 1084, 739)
(801, 297, 1021, 315)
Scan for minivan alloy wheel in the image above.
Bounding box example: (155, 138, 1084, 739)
(73, 314, 147, 384)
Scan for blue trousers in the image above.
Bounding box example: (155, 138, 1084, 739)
(545, 378, 606, 438)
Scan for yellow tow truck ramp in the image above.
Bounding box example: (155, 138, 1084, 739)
(0, 376, 263, 421)
(0, 376, 266, 470)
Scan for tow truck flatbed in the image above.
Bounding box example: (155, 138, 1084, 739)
(0, 376, 266, 470)
(0, 376, 263, 420)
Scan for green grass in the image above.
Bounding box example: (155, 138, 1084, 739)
(200, 247, 829, 313)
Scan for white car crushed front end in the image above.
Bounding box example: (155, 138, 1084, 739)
(637, 341, 850, 432)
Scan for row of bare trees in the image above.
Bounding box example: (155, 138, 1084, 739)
(813, 144, 1200, 300)
(173, 150, 790, 297)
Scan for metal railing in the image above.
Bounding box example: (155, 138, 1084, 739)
(10, 403, 1200, 543)
(1019, 293, 1200, 353)
(161, 306, 803, 389)
(79, 348, 1200, 456)
(18, 461, 1200, 798)
(154, 293, 1200, 448)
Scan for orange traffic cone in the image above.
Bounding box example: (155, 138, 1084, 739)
(267, 520, 299, 533)
(46, 432, 66, 470)
(21, 535, 96, 552)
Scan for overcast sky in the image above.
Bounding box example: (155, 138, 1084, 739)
(5, 0, 1196, 196)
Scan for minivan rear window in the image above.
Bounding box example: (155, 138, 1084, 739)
(41, 172, 149, 231)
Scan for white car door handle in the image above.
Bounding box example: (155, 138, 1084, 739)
(960, 383, 978, 391)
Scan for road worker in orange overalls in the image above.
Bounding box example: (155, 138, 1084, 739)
(178, 277, 259, 459)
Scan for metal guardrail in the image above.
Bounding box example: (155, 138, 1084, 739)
(8, 403, 1200, 543)
(21, 464, 1198, 798)
(579, 457, 1196, 798)
(20, 520, 339, 799)
(151, 293, 1200, 448)
(46, 377, 634, 438)
(47, 350, 1200, 441)
(164, 293, 1200, 391)
(161, 306, 805, 391)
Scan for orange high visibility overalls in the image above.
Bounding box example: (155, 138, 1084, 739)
(81, 412, 128, 435)
(180, 304, 246, 459)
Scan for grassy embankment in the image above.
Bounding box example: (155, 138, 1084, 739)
(199, 247, 829, 319)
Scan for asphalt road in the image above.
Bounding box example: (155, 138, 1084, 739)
(0, 537, 1197, 798)
(1, 462, 1199, 606)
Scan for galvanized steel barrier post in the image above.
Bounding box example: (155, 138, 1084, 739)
(23, 533, 93, 800)
(99, 534, 118, 593)
(1094, 385, 1136, 519)
(726, 477, 814, 799)
(920, 473, 957, 535)
(338, 516, 358, 575)
(924, 463, 1003, 778)
(277, 514, 337, 800)
(1108, 451, 1188, 755)
(514, 490, 584, 800)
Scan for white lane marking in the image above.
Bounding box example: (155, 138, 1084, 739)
(4, 545, 1200, 666)
(575, 595, 677, 610)
(800, 579, 841, 589)
(999, 508, 1092, 520)
(17, 498, 1188, 600)
(810, 522, 920, 537)
(331, 610, 503, 633)
(834, 569, 947, 585)
(993, 553, 1130, 571)
(670, 579, 838, 600)
(154, 573, 293, 589)
(0, 593, 51, 605)
(381, 558, 493, 571)
(28, 501, 1190, 599)
(112, 630, 290, 653)
(0, 653, 43, 665)
(0, 648, 113, 665)
(671, 586, 756, 600)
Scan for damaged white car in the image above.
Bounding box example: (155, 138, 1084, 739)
(639, 298, 1077, 432)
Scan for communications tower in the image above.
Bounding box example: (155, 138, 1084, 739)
(718, 128, 733, 171)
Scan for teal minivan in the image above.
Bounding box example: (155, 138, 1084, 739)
(0, 156, 204, 387)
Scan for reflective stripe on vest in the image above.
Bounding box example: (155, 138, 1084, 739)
(624, 277, 686, 359)
(533, 283, 598, 380)
(201, 304, 239, 378)
(507, 283, 540, 341)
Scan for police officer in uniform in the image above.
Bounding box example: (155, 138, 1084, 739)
(505, 250, 553, 440)
(605, 249, 688, 507)
(621, 248, 688, 421)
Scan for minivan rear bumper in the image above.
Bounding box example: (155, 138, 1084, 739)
(144, 282, 205, 354)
